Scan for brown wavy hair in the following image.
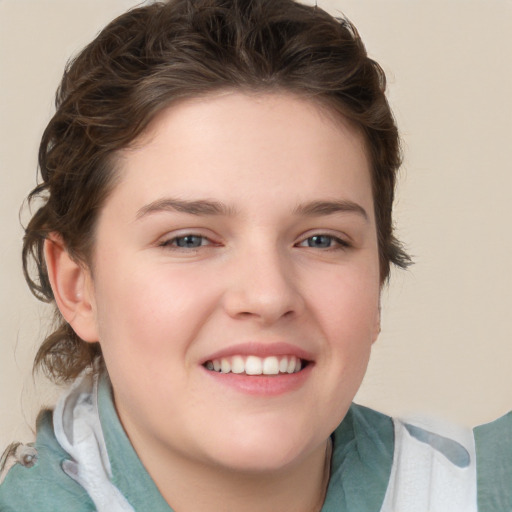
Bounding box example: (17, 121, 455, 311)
(23, 0, 411, 383)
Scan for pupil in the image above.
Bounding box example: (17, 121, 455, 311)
(309, 235, 331, 248)
(177, 235, 202, 248)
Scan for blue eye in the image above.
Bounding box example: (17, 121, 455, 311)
(298, 234, 349, 249)
(169, 235, 207, 248)
(306, 235, 333, 248)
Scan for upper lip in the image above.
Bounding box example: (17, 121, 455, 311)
(201, 342, 315, 364)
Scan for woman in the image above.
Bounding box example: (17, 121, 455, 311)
(0, 1, 487, 510)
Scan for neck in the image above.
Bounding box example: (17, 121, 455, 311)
(136, 436, 331, 512)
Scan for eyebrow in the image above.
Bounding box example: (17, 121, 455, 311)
(294, 200, 369, 221)
(136, 198, 236, 219)
(135, 197, 368, 221)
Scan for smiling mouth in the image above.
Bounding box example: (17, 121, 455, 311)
(203, 355, 309, 375)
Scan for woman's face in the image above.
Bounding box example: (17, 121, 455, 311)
(83, 92, 381, 472)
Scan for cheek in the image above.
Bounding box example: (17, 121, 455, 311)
(304, 265, 379, 401)
(92, 261, 220, 354)
(304, 263, 380, 341)
(301, 267, 379, 429)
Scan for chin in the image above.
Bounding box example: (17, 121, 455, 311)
(199, 416, 323, 473)
(208, 444, 306, 474)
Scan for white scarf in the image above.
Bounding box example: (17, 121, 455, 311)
(380, 416, 477, 512)
(53, 372, 135, 512)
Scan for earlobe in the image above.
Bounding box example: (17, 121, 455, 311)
(44, 235, 99, 343)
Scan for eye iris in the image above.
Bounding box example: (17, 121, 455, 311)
(176, 235, 203, 248)
(308, 235, 331, 248)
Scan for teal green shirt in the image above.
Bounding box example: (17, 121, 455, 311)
(0, 376, 394, 511)
(474, 412, 512, 512)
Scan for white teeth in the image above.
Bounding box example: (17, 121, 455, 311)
(287, 356, 297, 374)
(262, 356, 279, 375)
(245, 356, 263, 375)
(205, 355, 305, 375)
(220, 358, 231, 373)
(231, 355, 245, 374)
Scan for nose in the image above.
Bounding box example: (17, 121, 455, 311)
(222, 244, 305, 324)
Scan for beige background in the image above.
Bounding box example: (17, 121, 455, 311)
(1, 0, 511, 450)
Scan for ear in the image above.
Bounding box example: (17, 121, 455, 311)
(44, 234, 99, 343)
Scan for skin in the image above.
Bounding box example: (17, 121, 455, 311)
(46, 92, 381, 511)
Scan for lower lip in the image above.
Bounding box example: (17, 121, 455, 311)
(201, 364, 313, 396)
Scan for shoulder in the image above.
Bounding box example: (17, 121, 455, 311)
(474, 411, 512, 512)
(334, 403, 395, 468)
(0, 410, 95, 512)
(345, 402, 395, 438)
(331, 402, 395, 462)
(322, 404, 394, 511)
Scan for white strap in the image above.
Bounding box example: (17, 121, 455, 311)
(380, 417, 477, 512)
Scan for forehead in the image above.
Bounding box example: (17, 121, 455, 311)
(111, 91, 373, 216)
